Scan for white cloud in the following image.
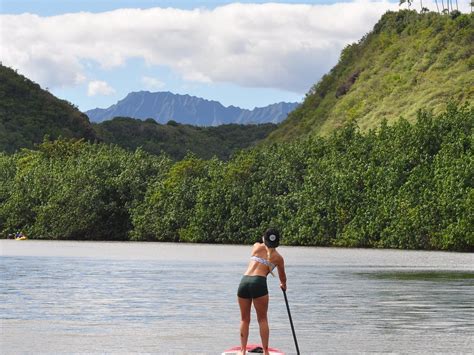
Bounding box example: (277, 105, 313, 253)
(87, 80, 115, 96)
(141, 76, 165, 90)
(1, 1, 440, 94)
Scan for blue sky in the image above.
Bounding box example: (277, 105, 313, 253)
(1, 0, 406, 111)
(1, 0, 348, 15)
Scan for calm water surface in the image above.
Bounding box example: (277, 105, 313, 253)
(1, 240, 473, 354)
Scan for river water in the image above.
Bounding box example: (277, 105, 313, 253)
(1, 240, 473, 354)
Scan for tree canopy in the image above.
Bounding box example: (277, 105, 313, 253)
(2, 104, 472, 251)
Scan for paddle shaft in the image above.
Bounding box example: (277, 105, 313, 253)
(282, 289, 300, 355)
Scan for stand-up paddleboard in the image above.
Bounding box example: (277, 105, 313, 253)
(222, 344, 284, 355)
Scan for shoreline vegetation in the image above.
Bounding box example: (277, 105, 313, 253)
(1, 104, 472, 251)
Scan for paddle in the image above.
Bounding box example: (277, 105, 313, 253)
(282, 289, 300, 355)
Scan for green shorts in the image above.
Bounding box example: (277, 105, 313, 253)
(237, 275, 268, 299)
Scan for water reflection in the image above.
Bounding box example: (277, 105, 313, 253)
(367, 270, 474, 281)
(351, 271, 474, 335)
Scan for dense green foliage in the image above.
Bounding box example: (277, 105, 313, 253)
(0, 64, 97, 153)
(0, 140, 171, 240)
(270, 10, 474, 141)
(94, 117, 276, 160)
(2, 104, 472, 251)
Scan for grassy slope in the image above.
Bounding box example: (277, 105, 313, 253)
(269, 10, 474, 141)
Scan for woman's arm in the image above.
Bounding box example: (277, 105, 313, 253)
(277, 257, 287, 291)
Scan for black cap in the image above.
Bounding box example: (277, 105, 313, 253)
(263, 228, 280, 248)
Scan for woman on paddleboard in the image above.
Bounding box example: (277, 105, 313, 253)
(237, 228, 287, 355)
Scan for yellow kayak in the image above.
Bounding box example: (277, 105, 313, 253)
(15, 236, 28, 240)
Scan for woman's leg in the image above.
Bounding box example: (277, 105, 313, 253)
(253, 294, 269, 355)
(238, 296, 252, 355)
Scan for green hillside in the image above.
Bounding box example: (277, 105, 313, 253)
(269, 10, 474, 141)
(0, 64, 97, 153)
(0, 64, 275, 159)
(94, 117, 276, 160)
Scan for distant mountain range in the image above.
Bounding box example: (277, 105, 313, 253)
(0, 64, 279, 158)
(85, 91, 299, 125)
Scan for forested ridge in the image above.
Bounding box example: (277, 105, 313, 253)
(0, 65, 276, 160)
(1, 104, 472, 250)
(0, 65, 97, 153)
(94, 117, 276, 160)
